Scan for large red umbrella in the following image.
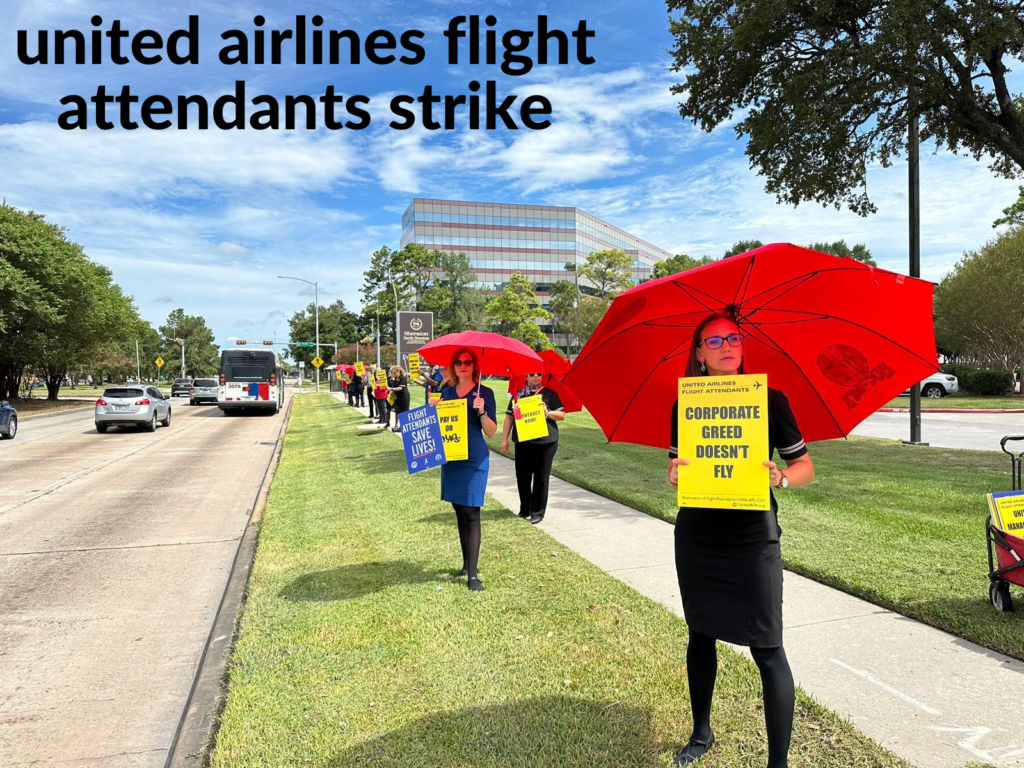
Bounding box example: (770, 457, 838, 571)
(508, 349, 583, 413)
(560, 243, 938, 448)
(418, 331, 543, 379)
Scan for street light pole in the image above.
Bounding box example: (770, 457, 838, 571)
(375, 294, 382, 368)
(278, 275, 320, 394)
(135, 340, 141, 384)
(388, 266, 399, 365)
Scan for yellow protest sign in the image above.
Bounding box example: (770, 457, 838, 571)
(355, 361, 365, 377)
(311, 356, 324, 369)
(335, 370, 342, 380)
(375, 369, 388, 387)
(514, 394, 549, 442)
(429, 392, 442, 407)
(676, 373, 769, 510)
(988, 490, 1024, 535)
(154, 357, 165, 369)
(387, 392, 395, 405)
(408, 353, 420, 380)
(435, 398, 468, 461)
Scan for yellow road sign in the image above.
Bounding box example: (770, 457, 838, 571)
(155, 357, 165, 368)
(311, 356, 324, 369)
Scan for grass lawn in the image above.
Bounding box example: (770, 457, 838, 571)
(883, 393, 1024, 409)
(488, 411, 1024, 662)
(208, 395, 910, 768)
(10, 397, 93, 416)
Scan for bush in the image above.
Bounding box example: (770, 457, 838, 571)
(964, 369, 1014, 396)
(942, 363, 974, 383)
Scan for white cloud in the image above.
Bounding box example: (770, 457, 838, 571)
(218, 241, 250, 256)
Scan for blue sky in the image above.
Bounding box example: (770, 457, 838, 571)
(2, 0, 1020, 352)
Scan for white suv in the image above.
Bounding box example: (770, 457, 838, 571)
(901, 373, 959, 398)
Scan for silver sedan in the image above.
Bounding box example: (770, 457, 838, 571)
(95, 386, 171, 433)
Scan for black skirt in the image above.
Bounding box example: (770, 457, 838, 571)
(674, 507, 783, 647)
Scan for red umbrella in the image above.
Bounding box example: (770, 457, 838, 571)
(560, 243, 938, 448)
(418, 331, 543, 379)
(508, 349, 583, 413)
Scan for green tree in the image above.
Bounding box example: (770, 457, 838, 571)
(285, 299, 360, 368)
(807, 241, 877, 267)
(548, 279, 578, 356)
(423, 250, 486, 335)
(159, 309, 220, 379)
(577, 249, 634, 300)
(360, 246, 414, 342)
(934, 227, 1024, 373)
(723, 240, 764, 259)
(668, 0, 1024, 219)
(566, 297, 610, 349)
(483, 273, 552, 350)
(652, 253, 716, 278)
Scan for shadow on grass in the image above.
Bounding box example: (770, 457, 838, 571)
(328, 695, 658, 768)
(279, 560, 445, 601)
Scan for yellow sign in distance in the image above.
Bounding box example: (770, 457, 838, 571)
(375, 369, 388, 387)
(676, 373, 770, 511)
(335, 370, 342, 380)
(429, 392, 442, 406)
(355, 361, 365, 377)
(155, 357, 165, 368)
(514, 394, 549, 442)
(435, 398, 468, 461)
(408, 353, 420, 380)
(311, 356, 324, 369)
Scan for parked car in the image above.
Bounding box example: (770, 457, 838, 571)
(95, 386, 171, 432)
(0, 400, 17, 440)
(901, 372, 959, 398)
(171, 378, 193, 397)
(189, 377, 219, 405)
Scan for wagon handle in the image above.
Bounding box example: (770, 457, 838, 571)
(1000, 435, 1024, 455)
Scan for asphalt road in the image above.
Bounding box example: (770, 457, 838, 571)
(0, 390, 291, 767)
(852, 410, 1024, 451)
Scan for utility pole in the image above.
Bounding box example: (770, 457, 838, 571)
(904, 110, 927, 447)
(278, 275, 320, 393)
(375, 295, 382, 368)
(135, 340, 141, 384)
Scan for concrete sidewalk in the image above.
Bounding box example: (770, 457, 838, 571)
(332, 395, 1024, 767)
(484, 452, 1024, 768)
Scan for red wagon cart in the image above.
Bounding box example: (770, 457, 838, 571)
(986, 435, 1024, 611)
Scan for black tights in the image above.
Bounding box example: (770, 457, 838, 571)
(686, 630, 794, 768)
(452, 504, 481, 578)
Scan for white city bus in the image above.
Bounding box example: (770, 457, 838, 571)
(218, 348, 284, 415)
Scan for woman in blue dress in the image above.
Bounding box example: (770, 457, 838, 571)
(439, 348, 497, 592)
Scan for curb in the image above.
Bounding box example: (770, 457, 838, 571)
(164, 395, 294, 768)
(17, 403, 93, 420)
(877, 408, 1024, 414)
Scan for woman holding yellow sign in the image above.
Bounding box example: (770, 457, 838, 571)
(439, 348, 497, 592)
(501, 370, 565, 524)
(667, 314, 814, 768)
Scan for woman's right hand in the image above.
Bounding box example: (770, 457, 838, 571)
(667, 458, 689, 489)
(501, 438, 509, 453)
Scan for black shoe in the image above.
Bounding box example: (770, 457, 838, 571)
(467, 577, 484, 592)
(392, 427, 401, 432)
(674, 733, 715, 766)
(529, 514, 545, 525)
(452, 568, 468, 579)
(517, 511, 531, 519)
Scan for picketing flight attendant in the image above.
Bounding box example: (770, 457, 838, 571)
(667, 314, 814, 768)
(439, 348, 497, 592)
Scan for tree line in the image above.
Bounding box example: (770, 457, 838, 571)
(0, 204, 220, 401)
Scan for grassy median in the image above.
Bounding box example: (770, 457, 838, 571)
(208, 395, 909, 767)
(883, 393, 1024, 409)
(490, 410, 1024, 661)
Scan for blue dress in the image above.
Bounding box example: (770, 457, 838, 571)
(440, 384, 496, 507)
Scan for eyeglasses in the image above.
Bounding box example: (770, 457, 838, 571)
(527, 372, 543, 377)
(454, 359, 474, 367)
(699, 334, 744, 350)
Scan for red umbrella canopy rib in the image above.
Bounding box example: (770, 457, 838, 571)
(561, 243, 939, 449)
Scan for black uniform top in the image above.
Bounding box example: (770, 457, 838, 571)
(352, 374, 363, 392)
(506, 387, 564, 445)
(668, 387, 807, 542)
(388, 375, 410, 408)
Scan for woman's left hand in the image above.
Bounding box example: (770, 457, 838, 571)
(764, 460, 782, 488)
